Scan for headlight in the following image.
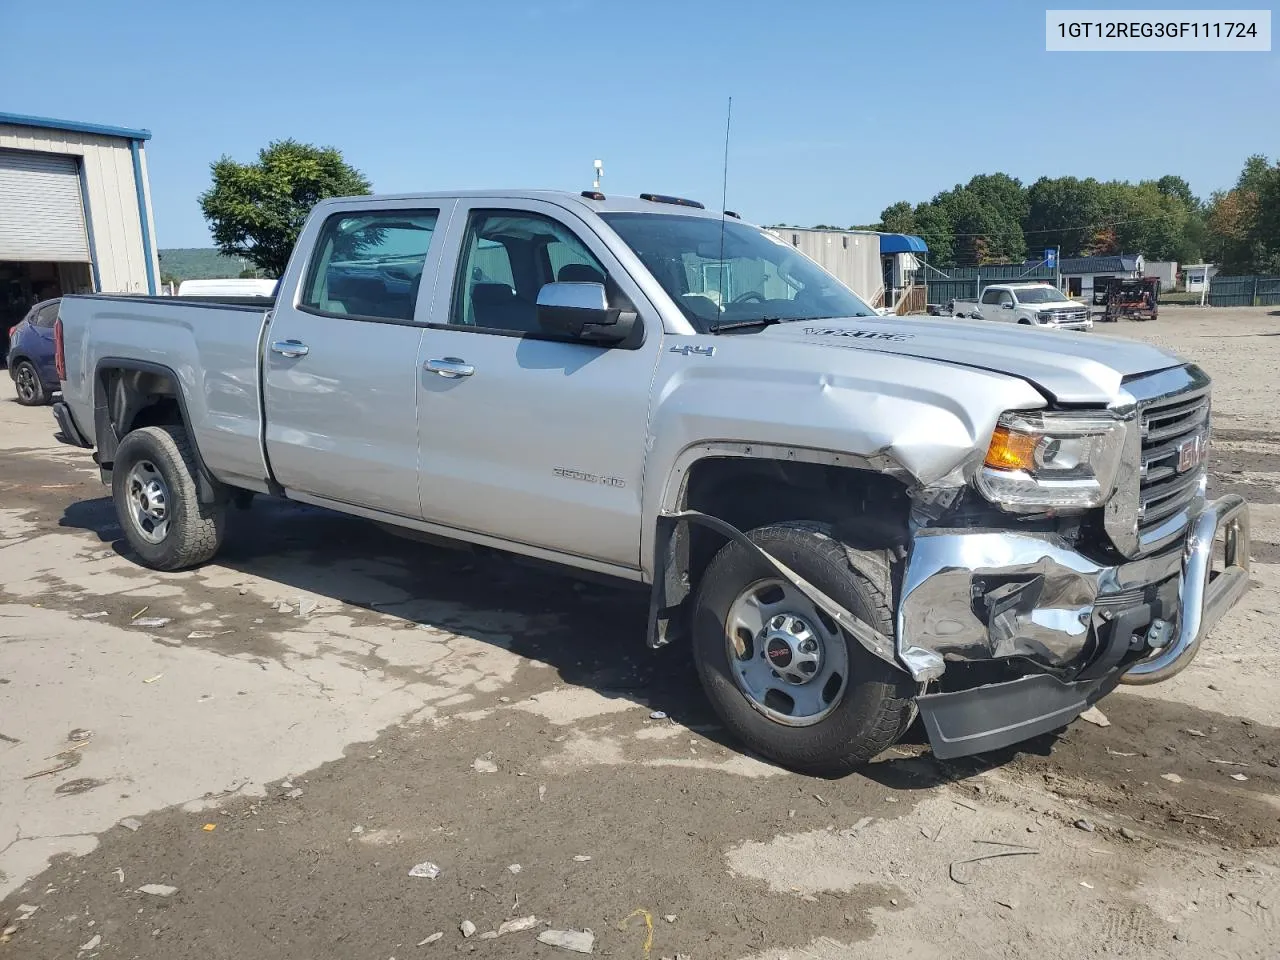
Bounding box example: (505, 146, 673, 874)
(1037, 311, 1055, 322)
(977, 411, 1126, 511)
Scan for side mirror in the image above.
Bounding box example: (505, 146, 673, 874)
(1002, 301, 1014, 309)
(536, 282, 637, 345)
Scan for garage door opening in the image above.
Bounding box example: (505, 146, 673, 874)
(1, 261, 93, 364)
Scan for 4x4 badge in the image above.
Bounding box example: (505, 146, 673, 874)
(670, 345, 716, 357)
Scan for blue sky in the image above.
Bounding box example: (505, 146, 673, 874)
(3, 0, 1276, 247)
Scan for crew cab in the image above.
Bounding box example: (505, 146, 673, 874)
(51, 190, 1249, 775)
(953, 283, 1093, 330)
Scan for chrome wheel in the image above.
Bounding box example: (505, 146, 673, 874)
(125, 460, 171, 544)
(14, 363, 38, 403)
(725, 578, 849, 726)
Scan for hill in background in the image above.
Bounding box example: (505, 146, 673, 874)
(158, 248, 263, 281)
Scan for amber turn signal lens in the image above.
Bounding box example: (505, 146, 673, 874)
(984, 426, 1038, 471)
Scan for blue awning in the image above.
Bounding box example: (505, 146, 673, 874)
(879, 234, 928, 254)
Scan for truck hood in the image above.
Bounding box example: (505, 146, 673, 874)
(750, 315, 1184, 405)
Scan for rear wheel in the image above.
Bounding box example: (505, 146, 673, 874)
(12, 361, 46, 406)
(691, 522, 917, 776)
(112, 425, 226, 570)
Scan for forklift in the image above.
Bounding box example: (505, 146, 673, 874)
(1097, 276, 1160, 322)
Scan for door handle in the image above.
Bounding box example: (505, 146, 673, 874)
(424, 357, 474, 379)
(271, 339, 309, 358)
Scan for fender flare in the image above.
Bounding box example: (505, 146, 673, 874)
(92, 357, 222, 504)
(647, 509, 904, 673)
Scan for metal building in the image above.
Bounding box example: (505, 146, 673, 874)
(0, 111, 159, 330)
(765, 227, 928, 309)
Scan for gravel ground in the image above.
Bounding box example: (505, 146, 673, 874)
(2, 306, 1278, 960)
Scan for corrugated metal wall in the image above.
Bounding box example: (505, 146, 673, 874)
(1207, 276, 1280, 307)
(924, 265, 1057, 305)
(767, 229, 883, 304)
(0, 123, 157, 294)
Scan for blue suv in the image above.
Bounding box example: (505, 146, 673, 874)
(7, 298, 61, 406)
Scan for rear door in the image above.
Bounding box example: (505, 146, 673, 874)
(262, 200, 456, 516)
(414, 199, 662, 570)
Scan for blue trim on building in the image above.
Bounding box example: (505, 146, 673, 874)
(878, 234, 929, 255)
(75, 156, 101, 292)
(129, 140, 157, 295)
(0, 111, 151, 142)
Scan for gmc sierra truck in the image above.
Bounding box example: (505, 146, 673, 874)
(952, 282, 1093, 330)
(51, 190, 1250, 775)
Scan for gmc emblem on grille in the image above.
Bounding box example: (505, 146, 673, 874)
(1177, 433, 1207, 473)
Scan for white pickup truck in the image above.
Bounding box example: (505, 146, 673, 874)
(952, 283, 1093, 331)
(49, 189, 1248, 775)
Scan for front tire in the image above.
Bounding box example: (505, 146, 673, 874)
(691, 522, 917, 776)
(12, 360, 46, 406)
(112, 425, 226, 571)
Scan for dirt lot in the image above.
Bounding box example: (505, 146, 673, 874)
(2, 306, 1278, 960)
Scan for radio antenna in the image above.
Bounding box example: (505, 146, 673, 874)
(717, 97, 733, 313)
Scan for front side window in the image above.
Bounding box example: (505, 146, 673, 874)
(981, 288, 1001, 305)
(450, 210, 608, 333)
(301, 209, 439, 321)
(997, 291, 1014, 306)
(601, 214, 875, 332)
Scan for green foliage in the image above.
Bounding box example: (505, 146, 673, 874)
(199, 139, 372, 277)
(877, 169, 1210, 269)
(1205, 155, 1280, 275)
(158, 248, 254, 281)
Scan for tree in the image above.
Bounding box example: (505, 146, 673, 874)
(199, 139, 372, 277)
(878, 201, 916, 234)
(1205, 155, 1280, 274)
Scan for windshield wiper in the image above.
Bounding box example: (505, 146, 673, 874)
(709, 317, 789, 333)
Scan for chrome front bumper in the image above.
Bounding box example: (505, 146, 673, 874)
(1120, 494, 1250, 684)
(896, 494, 1251, 684)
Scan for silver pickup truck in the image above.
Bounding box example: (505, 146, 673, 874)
(51, 189, 1250, 775)
(952, 282, 1093, 330)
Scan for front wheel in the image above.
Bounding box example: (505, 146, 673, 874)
(112, 425, 227, 571)
(691, 522, 917, 776)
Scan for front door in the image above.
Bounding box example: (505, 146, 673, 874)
(415, 201, 661, 570)
(262, 201, 454, 516)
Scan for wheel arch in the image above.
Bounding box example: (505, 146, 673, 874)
(93, 358, 221, 503)
(645, 443, 914, 665)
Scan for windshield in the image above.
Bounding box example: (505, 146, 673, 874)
(1015, 286, 1070, 304)
(599, 213, 877, 331)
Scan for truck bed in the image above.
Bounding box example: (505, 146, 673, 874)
(57, 293, 274, 492)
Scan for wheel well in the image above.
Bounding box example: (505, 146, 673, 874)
(650, 456, 912, 647)
(92, 364, 227, 504)
(96, 367, 185, 467)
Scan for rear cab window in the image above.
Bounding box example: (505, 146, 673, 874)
(300, 210, 439, 322)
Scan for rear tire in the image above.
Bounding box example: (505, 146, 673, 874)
(112, 425, 226, 571)
(691, 521, 917, 776)
(12, 360, 46, 406)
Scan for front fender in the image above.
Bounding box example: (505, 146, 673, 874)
(637, 339, 1046, 577)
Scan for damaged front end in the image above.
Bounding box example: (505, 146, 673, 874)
(897, 365, 1251, 759)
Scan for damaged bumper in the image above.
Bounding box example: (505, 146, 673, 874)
(898, 495, 1250, 759)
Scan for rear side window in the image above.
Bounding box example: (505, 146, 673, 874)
(35, 302, 60, 327)
(301, 210, 439, 322)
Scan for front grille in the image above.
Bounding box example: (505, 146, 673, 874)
(1056, 309, 1090, 323)
(1137, 388, 1209, 542)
